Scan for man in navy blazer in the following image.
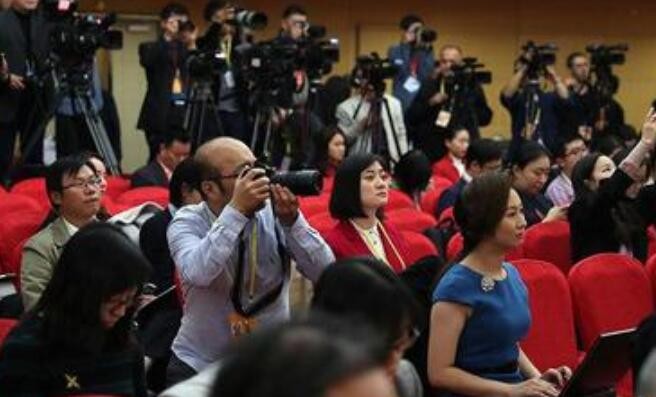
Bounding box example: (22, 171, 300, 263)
(131, 130, 191, 188)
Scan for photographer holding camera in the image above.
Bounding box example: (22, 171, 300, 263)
(336, 55, 408, 167)
(138, 3, 192, 163)
(0, 0, 53, 182)
(165, 137, 334, 386)
(501, 42, 571, 154)
(406, 44, 492, 161)
(388, 14, 436, 113)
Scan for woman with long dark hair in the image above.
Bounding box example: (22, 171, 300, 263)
(324, 153, 411, 273)
(569, 108, 656, 263)
(428, 172, 571, 396)
(0, 223, 151, 396)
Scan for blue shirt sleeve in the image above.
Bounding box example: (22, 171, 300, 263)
(433, 266, 477, 307)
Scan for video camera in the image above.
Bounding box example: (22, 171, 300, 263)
(518, 41, 557, 80)
(43, 0, 123, 64)
(254, 161, 323, 196)
(239, 24, 340, 108)
(352, 52, 398, 95)
(586, 44, 628, 67)
(586, 43, 628, 100)
(447, 57, 492, 88)
(230, 8, 268, 30)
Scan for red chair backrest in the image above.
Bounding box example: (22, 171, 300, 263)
(308, 212, 338, 235)
(386, 208, 437, 233)
(522, 221, 572, 275)
(0, 185, 7, 197)
(569, 253, 654, 350)
(420, 184, 451, 217)
(299, 194, 331, 218)
(0, 318, 18, 347)
(645, 254, 656, 307)
(116, 187, 169, 208)
(446, 232, 464, 262)
(385, 189, 415, 211)
(437, 206, 455, 225)
(105, 175, 132, 199)
(0, 213, 44, 274)
(0, 194, 47, 217)
(11, 178, 49, 207)
(400, 231, 439, 263)
(514, 259, 579, 371)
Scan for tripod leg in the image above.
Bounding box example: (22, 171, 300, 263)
(250, 111, 261, 152)
(74, 95, 120, 175)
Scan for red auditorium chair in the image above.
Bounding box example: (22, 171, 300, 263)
(0, 194, 47, 217)
(299, 194, 331, 218)
(521, 221, 572, 275)
(11, 177, 49, 207)
(569, 253, 654, 397)
(308, 212, 337, 235)
(386, 208, 437, 233)
(401, 231, 439, 263)
(0, 185, 7, 197)
(0, 212, 44, 275)
(386, 189, 414, 211)
(514, 259, 579, 371)
(105, 175, 132, 199)
(101, 196, 133, 217)
(437, 206, 455, 224)
(432, 175, 454, 190)
(116, 187, 169, 208)
(420, 184, 451, 216)
(0, 318, 17, 347)
(645, 254, 656, 307)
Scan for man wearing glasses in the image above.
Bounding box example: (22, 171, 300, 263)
(546, 135, 588, 207)
(20, 154, 103, 311)
(166, 137, 334, 386)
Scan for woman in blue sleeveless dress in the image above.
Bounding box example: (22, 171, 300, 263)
(428, 172, 572, 397)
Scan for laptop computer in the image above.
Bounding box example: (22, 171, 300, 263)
(560, 328, 636, 397)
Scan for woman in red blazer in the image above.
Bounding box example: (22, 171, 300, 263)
(323, 153, 411, 273)
(432, 127, 470, 184)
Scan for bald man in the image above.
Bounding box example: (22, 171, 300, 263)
(165, 137, 335, 386)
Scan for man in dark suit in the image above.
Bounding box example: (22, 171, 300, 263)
(137, 3, 191, 162)
(131, 130, 191, 188)
(138, 157, 201, 392)
(0, 0, 53, 183)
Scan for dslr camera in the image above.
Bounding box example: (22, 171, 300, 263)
(254, 161, 323, 196)
(518, 41, 557, 80)
(352, 52, 398, 96)
(412, 25, 437, 48)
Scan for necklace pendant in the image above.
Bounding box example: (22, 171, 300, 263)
(481, 276, 495, 293)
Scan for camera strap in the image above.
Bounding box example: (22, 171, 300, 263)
(230, 222, 289, 318)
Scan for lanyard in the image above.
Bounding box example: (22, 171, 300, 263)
(350, 220, 407, 271)
(231, 222, 288, 317)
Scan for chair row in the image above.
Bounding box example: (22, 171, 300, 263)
(516, 254, 654, 397)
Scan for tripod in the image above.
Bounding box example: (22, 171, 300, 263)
(249, 105, 277, 164)
(352, 89, 404, 169)
(183, 79, 224, 150)
(523, 79, 542, 141)
(17, 68, 120, 177)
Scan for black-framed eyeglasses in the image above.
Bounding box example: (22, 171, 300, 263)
(62, 176, 102, 190)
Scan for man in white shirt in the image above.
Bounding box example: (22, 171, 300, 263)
(336, 59, 409, 166)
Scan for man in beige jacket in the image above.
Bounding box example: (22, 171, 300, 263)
(20, 154, 102, 310)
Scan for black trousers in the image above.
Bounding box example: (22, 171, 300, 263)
(0, 92, 44, 184)
(165, 353, 197, 388)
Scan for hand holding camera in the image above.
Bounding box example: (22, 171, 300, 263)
(272, 184, 299, 226)
(229, 168, 271, 217)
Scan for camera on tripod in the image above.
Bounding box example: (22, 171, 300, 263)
(254, 161, 323, 196)
(44, 0, 123, 61)
(352, 53, 398, 96)
(586, 44, 628, 68)
(447, 57, 492, 87)
(518, 41, 557, 79)
(586, 44, 628, 99)
(240, 24, 340, 108)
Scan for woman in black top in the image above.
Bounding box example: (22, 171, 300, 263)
(0, 223, 151, 397)
(569, 108, 656, 263)
(509, 141, 568, 227)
